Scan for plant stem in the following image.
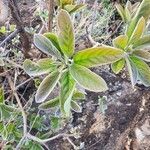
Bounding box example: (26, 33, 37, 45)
(7, 75, 27, 149)
(26, 133, 73, 143)
(48, 0, 54, 32)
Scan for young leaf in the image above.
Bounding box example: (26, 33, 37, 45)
(113, 35, 128, 50)
(98, 96, 107, 114)
(133, 35, 150, 49)
(130, 56, 150, 86)
(126, 1, 132, 14)
(64, 4, 85, 14)
(126, 0, 150, 38)
(51, 116, 60, 129)
(0, 87, 4, 104)
(61, 0, 73, 5)
(43, 32, 62, 53)
(116, 4, 126, 22)
(60, 70, 76, 117)
(38, 97, 59, 110)
(125, 3, 131, 22)
(57, 10, 75, 57)
(133, 50, 150, 62)
(34, 34, 62, 59)
(125, 57, 138, 87)
(71, 101, 82, 113)
(23, 58, 57, 76)
(35, 71, 61, 103)
(2, 104, 19, 112)
(70, 64, 108, 92)
(73, 46, 125, 68)
(129, 17, 145, 44)
(0, 104, 19, 120)
(111, 58, 125, 74)
(72, 91, 85, 100)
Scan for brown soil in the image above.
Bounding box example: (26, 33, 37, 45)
(46, 68, 150, 150)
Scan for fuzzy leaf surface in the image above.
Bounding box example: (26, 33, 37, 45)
(34, 34, 62, 59)
(35, 71, 61, 103)
(38, 97, 59, 110)
(73, 46, 125, 68)
(113, 35, 128, 49)
(70, 64, 108, 92)
(44, 32, 62, 53)
(60, 70, 75, 117)
(71, 101, 82, 113)
(125, 4, 131, 22)
(116, 4, 126, 22)
(125, 57, 138, 87)
(111, 58, 125, 74)
(126, 0, 150, 38)
(23, 59, 57, 76)
(61, 0, 73, 5)
(129, 17, 145, 44)
(130, 56, 150, 86)
(72, 91, 85, 100)
(57, 10, 74, 57)
(133, 50, 150, 62)
(133, 35, 150, 48)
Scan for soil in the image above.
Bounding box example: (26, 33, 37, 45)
(46, 68, 150, 150)
(1, 0, 150, 150)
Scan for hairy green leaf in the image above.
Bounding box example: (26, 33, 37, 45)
(133, 35, 150, 48)
(71, 101, 82, 113)
(125, 57, 138, 87)
(34, 34, 62, 59)
(111, 58, 125, 74)
(35, 71, 61, 103)
(126, 0, 150, 38)
(2, 104, 19, 112)
(72, 91, 85, 100)
(116, 4, 126, 22)
(23, 59, 57, 76)
(133, 50, 150, 62)
(0, 104, 19, 120)
(125, 3, 131, 22)
(130, 56, 150, 86)
(43, 32, 62, 53)
(70, 64, 108, 92)
(61, 0, 73, 5)
(64, 4, 85, 13)
(126, 1, 132, 11)
(60, 70, 76, 117)
(129, 17, 145, 44)
(113, 35, 128, 50)
(57, 10, 75, 57)
(73, 46, 125, 68)
(38, 97, 59, 110)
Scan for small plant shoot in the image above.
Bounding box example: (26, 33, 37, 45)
(112, 0, 150, 87)
(1, 0, 150, 149)
(24, 10, 125, 117)
(55, 0, 85, 14)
